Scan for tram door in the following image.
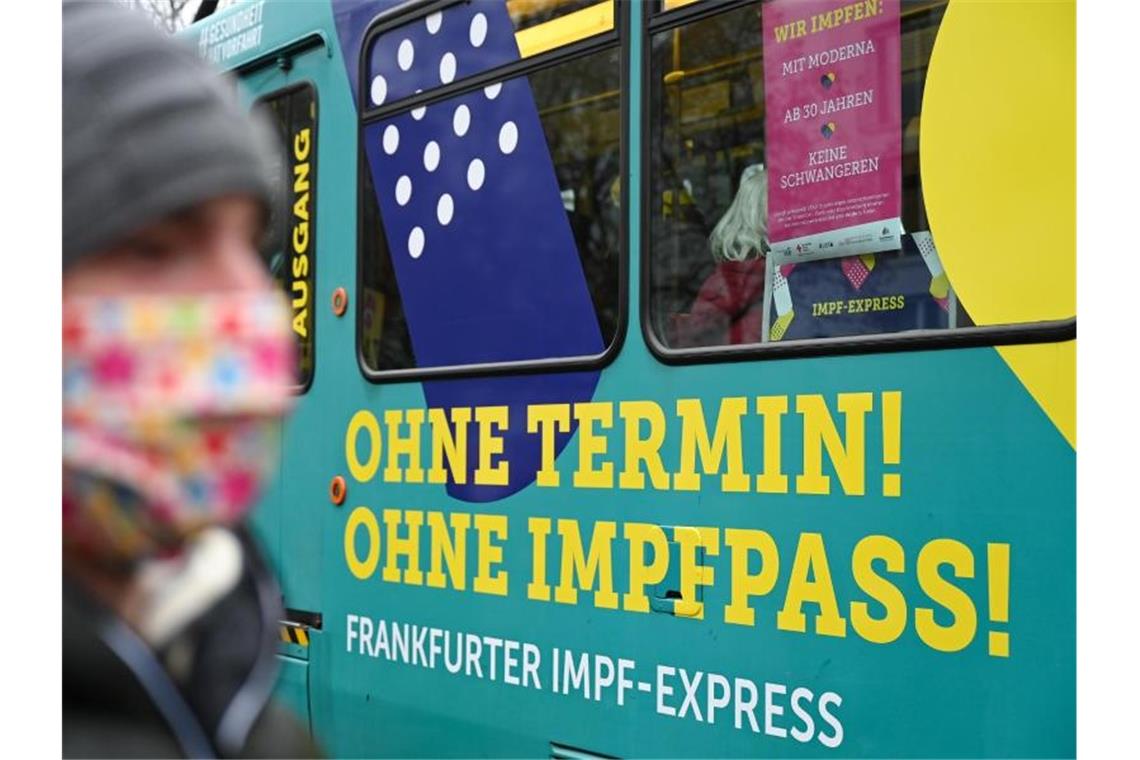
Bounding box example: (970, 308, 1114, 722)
(238, 34, 330, 734)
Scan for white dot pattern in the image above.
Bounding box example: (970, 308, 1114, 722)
(423, 141, 440, 172)
(439, 52, 456, 84)
(369, 8, 535, 265)
(498, 121, 518, 154)
(395, 175, 412, 206)
(397, 39, 414, 70)
(382, 124, 399, 154)
(437, 194, 454, 225)
(408, 226, 425, 258)
(453, 105, 470, 137)
(469, 13, 487, 47)
(467, 159, 485, 190)
(370, 75, 387, 105)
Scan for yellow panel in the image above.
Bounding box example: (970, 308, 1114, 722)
(514, 0, 613, 58)
(919, 0, 1075, 326)
(507, 0, 584, 20)
(997, 341, 1075, 449)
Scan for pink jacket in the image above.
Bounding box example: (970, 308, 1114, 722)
(672, 258, 766, 348)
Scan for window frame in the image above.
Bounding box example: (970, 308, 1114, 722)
(254, 79, 320, 394)
(354, 0, 630, 383)
(638, 0, 1075, 367)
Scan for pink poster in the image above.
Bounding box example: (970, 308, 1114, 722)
(762, 0, 902, 263)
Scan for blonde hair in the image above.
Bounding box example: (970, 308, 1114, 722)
(709, 164, 768, 263)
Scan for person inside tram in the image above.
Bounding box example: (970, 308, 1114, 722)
(62, 2, 317, 756)
(672, 163, 769, 347)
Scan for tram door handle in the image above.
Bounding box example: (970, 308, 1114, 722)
(550, 741, 618, 760)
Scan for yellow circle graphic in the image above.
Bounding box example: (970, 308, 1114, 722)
(920, 0, 1074, 326)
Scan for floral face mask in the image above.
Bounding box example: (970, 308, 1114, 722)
(62, 292, 296, 566)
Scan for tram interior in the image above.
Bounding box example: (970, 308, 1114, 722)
(646, 0, 971, 350)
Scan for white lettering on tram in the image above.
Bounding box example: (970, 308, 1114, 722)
(197, 0, 265, 65)
(345, 614, 542, 689)
(343, 614, 845, 746)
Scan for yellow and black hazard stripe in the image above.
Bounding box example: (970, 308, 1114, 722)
(280, 622, 310, 647)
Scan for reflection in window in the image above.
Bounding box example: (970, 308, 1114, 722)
(511, 0, 614, 57)
(648, 1, 970, 352)
(659, 0, 703, 13)
(257, 84, 317, 386)
(360, 46, 621, 372)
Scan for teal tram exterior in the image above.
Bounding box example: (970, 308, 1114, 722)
(182, 1, 1075, 756)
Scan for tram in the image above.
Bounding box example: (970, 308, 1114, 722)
(181, 0, 1075, 756)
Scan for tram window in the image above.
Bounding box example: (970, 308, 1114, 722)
(658, 0, 705, 13)
(646, 1, 972, 353)
(359, 45, 622, 373)
(256, 83, 317, 388)
(512, 0, 615, 57)
(365, 0, 614, 111)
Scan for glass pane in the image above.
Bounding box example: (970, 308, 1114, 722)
(659, 0, 704, 13)
(647, 1, 967, 351)
(365, 1, 614, 109)
(359, 46, 621, 372)
(766, 238, 963, 344)
(511, 0, 614, 57)
(257, 84, 317, 386)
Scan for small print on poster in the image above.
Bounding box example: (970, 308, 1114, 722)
(763, 0, 902, 264)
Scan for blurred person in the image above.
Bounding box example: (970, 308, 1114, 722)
(62, 2, 316, 757)
(672, 163, 769, 347)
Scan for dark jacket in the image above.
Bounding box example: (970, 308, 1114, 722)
(62, 529, 316, 759)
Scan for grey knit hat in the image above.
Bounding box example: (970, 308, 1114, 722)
(63, 1, 279, 267)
